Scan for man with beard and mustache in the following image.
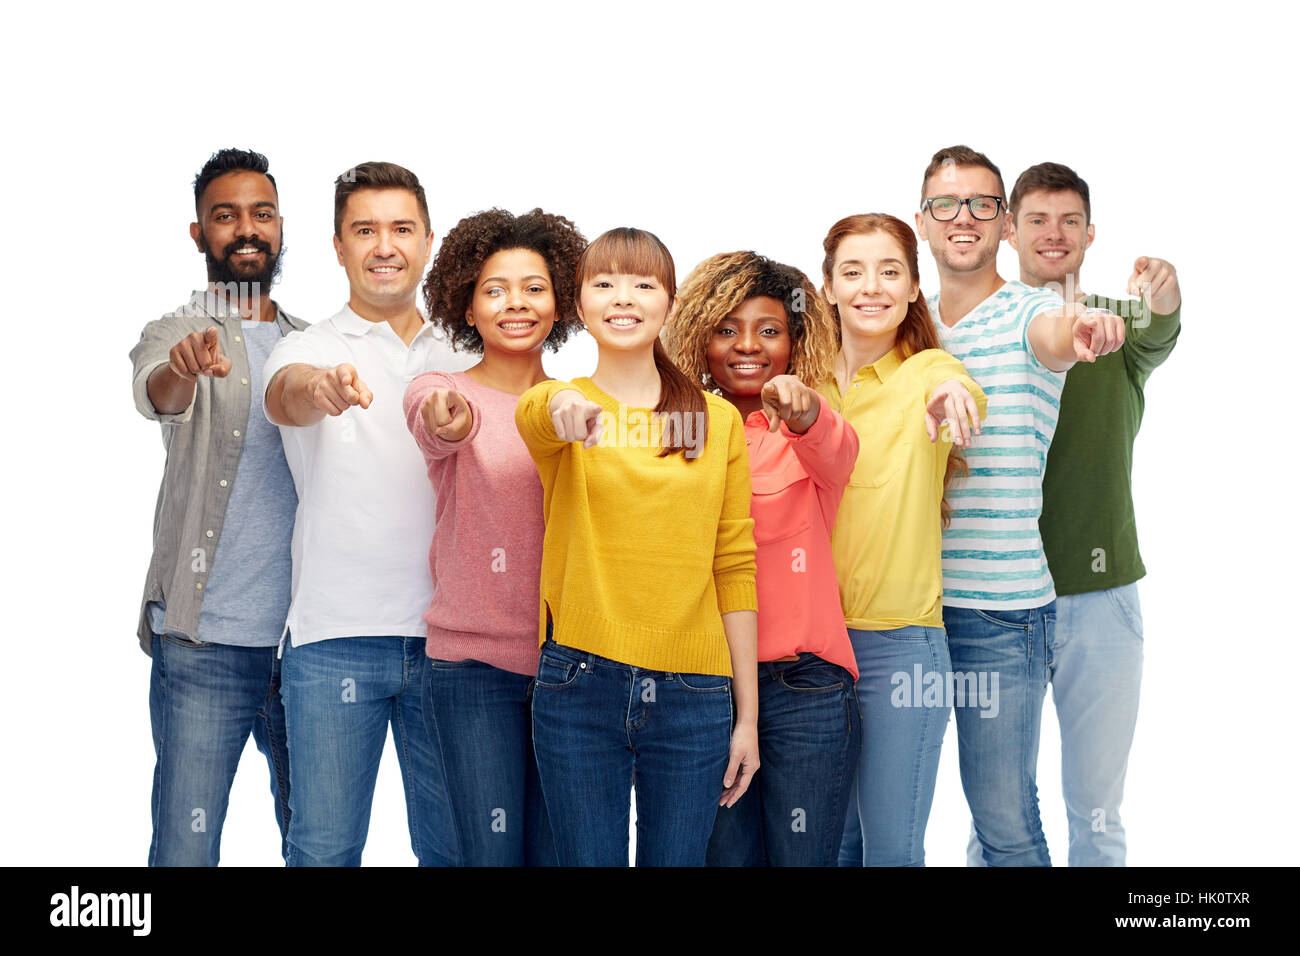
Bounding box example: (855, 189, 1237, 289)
(914, 145, 1126, 867)
(130, 148, 308, 866)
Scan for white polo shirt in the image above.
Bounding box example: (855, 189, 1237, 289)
(263, 305, 471, 646)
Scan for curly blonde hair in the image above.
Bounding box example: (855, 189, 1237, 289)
(665, 251, 838, 391)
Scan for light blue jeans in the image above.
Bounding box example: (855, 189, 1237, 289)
(964, 583, 1143, 867)
(281, 635, 458, 866)
(837, 625, 951, 867)
(946, 602, 1054, 867)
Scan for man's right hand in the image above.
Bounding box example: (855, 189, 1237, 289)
(307, 364, 373, 416)
(168, 327, 232, 383)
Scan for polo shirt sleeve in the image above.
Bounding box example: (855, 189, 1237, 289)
(261, 327, 327, 424)
(130, 314, 199, 426)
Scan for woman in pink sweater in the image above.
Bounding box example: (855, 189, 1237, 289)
(666, 251, 862, 866)
(402, 208, 587, 866)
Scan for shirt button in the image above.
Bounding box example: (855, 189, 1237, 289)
(233, 429, 241, 437)
(241, 377, 249, 386)
(234, 335, 242, 343)
(206, 529, 214, 538)
(219, 479, 228, 488)
(195, 582, 203, 591)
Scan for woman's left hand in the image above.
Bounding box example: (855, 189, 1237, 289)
(720, 719, 760, 807)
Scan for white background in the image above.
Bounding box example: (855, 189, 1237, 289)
(2, 0, 1294, 867)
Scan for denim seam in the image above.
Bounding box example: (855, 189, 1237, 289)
(259, 661, 292, 851)
(393, 696, 424, 864)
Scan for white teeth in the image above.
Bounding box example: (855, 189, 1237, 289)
(732, 363, 764, 369)
(857, 305, 888, 312)
(500, 321, 534, 330)
(371, 266, 399, 273)
(607, 317, 639, 326)
(1041, 251, 1066, 258)
(953, 236, 976, 243)
(235, 247, 259, 254)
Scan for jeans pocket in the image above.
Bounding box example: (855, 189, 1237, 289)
(777, 658, 849, 694)
(161, 633, 213, 649)
(1107, 585, 1144, 640)
(675, 672, 730, 693)
(876, 625, 930, 643)
(429, 657, 478, 669)
(971, 608, 1030, 631)
(535, 650, 583, 689)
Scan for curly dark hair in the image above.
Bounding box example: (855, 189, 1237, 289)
(667, 251, 836, 392)
(424, 208, 587, 354)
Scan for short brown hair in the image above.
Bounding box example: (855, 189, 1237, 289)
(920, 145, 1005, 204)
(333, 161, 430, 237)
(1009, 162, 1091, 224)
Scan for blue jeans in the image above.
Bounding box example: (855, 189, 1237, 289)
(531, 640, 733, 866)
(148, 634, 291, 866)
(963, 585, 1143, 867)
(945, 602, 1054, 867)
(424, 658, 556, 866)
(708, 653, 859, 866)
(837, 625, 952, 866)
(281, 635, 457, 866)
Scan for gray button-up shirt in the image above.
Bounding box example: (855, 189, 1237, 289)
(130, 290, 309, 655)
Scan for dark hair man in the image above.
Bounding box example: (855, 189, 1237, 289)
(130, 148, 307, 865)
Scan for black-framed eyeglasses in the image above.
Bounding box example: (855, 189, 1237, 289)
(921, 195, 1005, 221)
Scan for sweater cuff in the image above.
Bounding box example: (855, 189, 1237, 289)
(716, 579, 758, 615)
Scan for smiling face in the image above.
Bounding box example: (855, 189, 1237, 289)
(1011, 188, 1095, 288)
(577, 271, 673, 352)
(706, 295, 791, 399)
(333, 187, 433, 316)
(190, 170, 283, 289)
(825, 231, 919, 347)
(467, 247, 557, 355)
(915, 164, 1009, 275)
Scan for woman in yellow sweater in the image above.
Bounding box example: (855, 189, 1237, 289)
(515, 227, 760, 866)
(820, 213, 987, 866)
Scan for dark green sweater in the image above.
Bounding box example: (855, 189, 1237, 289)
(1039, 295, 1181, 595)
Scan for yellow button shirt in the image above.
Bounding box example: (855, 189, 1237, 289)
(817, 347, 986, 630)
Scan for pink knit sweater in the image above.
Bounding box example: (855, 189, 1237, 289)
(403, 370, 544, 676)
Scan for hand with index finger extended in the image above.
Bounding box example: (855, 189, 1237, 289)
(420, 387, 473, 441)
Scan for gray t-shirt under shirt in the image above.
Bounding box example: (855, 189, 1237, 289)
(148, 319, 296, 646)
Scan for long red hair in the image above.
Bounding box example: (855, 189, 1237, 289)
(821, 213, 968, 526)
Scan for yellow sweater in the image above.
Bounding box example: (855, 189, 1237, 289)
(515, 377, 758, 676)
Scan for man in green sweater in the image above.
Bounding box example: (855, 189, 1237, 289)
(1005, 161, 1181, 866)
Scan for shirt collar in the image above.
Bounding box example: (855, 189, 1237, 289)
(333, 304, 434, 339)
(183, 289, 284, 325)
(853, 346, 904, 385)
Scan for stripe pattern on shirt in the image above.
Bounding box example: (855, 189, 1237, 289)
(930, 281, 1065, 609)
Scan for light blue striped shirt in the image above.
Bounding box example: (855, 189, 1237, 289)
(930, 281, 1064, 609)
